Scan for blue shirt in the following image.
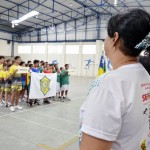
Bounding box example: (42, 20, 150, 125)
(31, 67, 40, 73)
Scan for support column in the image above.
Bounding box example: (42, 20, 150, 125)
(96, 14, 100, 40)
(11, 34, 14, 57)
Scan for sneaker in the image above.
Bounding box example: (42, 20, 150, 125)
(2, 100, 6, 104)
(10, 106, 15, 112)
(43, 100, 50, 104)
(15, 105, 23, 110)
(0, 102, 3, 107)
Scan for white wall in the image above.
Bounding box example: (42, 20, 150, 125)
(0, 39, 12, 56)
(14, 40, 104, 77)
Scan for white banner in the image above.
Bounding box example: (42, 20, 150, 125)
(29, 73, 57, 99)
(18, 67, 29, 73)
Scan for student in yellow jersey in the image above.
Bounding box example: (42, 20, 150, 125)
(0, 67, 4, 107)
(3, 64, 11, 107)
(9, 56, 22, 112)
(0, 56, 5, 71)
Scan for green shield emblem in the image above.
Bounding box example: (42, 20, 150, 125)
(40, 76, 50, 95)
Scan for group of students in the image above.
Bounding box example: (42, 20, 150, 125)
(0, 55, 71, 112)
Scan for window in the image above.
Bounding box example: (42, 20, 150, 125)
(82, 45, 96, 54)
(48, 45, 63, 54)
(66, 45, 79, 54)
(18, 46, 31, 54)
(33, 45, 45, 54)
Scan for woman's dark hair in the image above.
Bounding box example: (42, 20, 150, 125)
(107, 9, 150, 57)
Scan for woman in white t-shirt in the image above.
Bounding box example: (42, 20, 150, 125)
(80, 9, 150, 150)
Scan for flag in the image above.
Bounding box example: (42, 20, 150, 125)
(107, 59, 112, 71)
(29, 73, 57, 99)
(97, 52, 106, 76)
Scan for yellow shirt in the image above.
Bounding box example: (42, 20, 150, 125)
(27, 73, 31, 86)
(0, 71, 3, 79)
(3, 71, 10, 80)
(10, 65, 21, 78)
(0, 64, 3, 71)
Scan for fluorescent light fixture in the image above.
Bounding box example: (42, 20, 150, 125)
(11, 11, 39, 24)
(114, 0, 117, 6)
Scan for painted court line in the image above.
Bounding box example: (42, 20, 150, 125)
(37, 144, 54, 150)
(31, 111, 79, 125)
(10, 115, 79, 136)
(37, 136, 79, 150)
(0, 96, 85, 119)
(56, 136, 79, 150)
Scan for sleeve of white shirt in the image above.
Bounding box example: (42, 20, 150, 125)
(81, 87, 123, 141)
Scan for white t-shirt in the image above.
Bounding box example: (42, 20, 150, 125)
(80, 63, 150, 150)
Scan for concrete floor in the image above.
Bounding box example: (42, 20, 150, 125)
(0, 76, 94, 150)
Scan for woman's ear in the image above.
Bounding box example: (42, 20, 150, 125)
(113, 32, 119, 46)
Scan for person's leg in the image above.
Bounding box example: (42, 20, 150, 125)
(11, 90, 16, 106)
(65, 90, 68, 97)
(65, 85, 71, 101)
(10, 89, 16, 111)
(15, 85, 23, 110)
(0, 90, 3, 106)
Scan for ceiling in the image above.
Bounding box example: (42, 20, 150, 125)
(0, 0, 149, 34)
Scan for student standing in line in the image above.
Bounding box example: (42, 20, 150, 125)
(0, 66, 4, 107)
(6, 59, 12, 66)
(3, 64, 11, 107)
(80, 9, 150, 150)
(0, 56, 5, 71)
(61, 64, 71, 101)
(56, 68, 61, 100)
(20, 61, 27, 102)
(30, 60, 40, 105)
(31, 60, 40, 73)
(9, 56, 22, 112)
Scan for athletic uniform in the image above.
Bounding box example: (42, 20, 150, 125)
(0, 70, 4, 91)
(39, 66, 44, 73)
(57, 73, 61, 93)
(10, 65, 22, 91)
(80, 63, 150, 150)
(31, 67, 40, 73)
(3, 70, 11, 93)
(61, 70, 69, 91)
(21, 74, 26, 90)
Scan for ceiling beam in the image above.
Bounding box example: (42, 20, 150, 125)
(73, 0, 112, 15)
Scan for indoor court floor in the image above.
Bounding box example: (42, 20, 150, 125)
(0, 76, 94, 150)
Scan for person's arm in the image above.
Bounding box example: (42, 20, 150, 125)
(11, 69, 18, 77)
(4, 74, 11, 81)
(80, 133, 112, 150)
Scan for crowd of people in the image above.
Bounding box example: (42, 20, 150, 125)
(0, 55, 71, 112)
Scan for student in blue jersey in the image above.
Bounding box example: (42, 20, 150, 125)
(80, 9, 150, 150)
(30, 60, 40, 106)
(31, 60, 40, 73)
(60, 64, 71, 101)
